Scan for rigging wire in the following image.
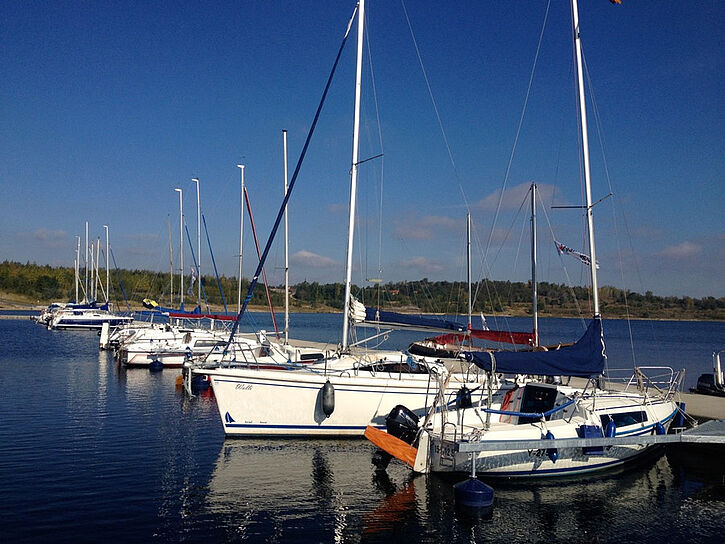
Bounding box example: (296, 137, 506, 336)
(583, 54, 645, 367)
(472, 0, 552, 312)
(363, 16, 386, 313)
(400, 0, 470, 210)
(537, 188, 588, 329)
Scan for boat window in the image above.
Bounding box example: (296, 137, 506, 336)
(600, 411, 648, 428)
(356, 361, 429, 374)
(300, 353, 324, 362)
(193, 340, 225, 348)
(518, 384, 559, 424)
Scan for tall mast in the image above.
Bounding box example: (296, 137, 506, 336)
(341, 0, 365, 350)
(168, 217, 173, 305)
(89, 238, 94, 301)
(571, 0, 600, 317)
(236, 165, 245, 314)
(90, 238, 95, 301)
(84, 221, 89, 302)
(75, 236, 80, 303)
(467, 212, 472, 330)
(104, 225, 109, 305)
(175, 188, 184, 310)
(191, 178, 201, 310)
(95, 238, 100, 302)
(283, 129, 290, 344)
(531, 183, 539, 346)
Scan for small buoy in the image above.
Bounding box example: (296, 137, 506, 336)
(175, 375, 184, 387)
(454, 478, 494, 509)
(655, 422, 666, 435)
(545, 430, 558, 463)
(321, 380, 335, 417)
(605, 420, 617, 438)
(149, 358, 164, 372)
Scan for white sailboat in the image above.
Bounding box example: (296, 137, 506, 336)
(365, 0, 685, 477)
(48, 224, 133, 330)
(190, 0, 493, 437)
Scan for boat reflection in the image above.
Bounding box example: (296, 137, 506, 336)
(203, 441, 724, 543)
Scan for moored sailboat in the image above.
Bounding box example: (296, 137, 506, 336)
(364, 0, 685, 477)
(187, 0, 496, 436)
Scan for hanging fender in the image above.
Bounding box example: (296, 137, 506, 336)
(545, 430, 558, 463)
(321, 380, 335, 417)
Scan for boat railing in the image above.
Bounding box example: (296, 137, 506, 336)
(613, 366, 684, 399)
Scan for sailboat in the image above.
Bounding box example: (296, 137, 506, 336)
(365, 0, 684, 477)
(187, 0, 495, 437)
(48, 224, 133, 330)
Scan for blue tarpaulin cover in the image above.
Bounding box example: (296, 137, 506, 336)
(462, 318, 605, 377)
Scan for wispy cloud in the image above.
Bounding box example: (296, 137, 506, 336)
(396, 256, 446, 275)
(656, 241, 702, 259)
(394, 215, 458, 241)
(328, 203, 346, 214)
(21, 229, 67, 249)
(122, 232, 163, 243)
(474, 182, 563, 211)
(291, 250, 340, 269)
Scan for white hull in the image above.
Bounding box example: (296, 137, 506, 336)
(50, 312, 133, 330)
(426, 400, 678, 477)
(205, 365, 484, 437)
(401, 381, 682, 478)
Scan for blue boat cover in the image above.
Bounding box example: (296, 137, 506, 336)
(462, 318, 605, 377)
(365, 308, 467, 332)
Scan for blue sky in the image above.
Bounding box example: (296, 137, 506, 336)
(1, 1, 723, 300)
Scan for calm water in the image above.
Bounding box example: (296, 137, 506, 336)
(1, 314, 724, 543)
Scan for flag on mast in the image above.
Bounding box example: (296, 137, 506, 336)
(555, 241, 600, 269)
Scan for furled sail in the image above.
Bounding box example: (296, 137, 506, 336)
(350, 297, 467, 332)
(350, 297, 533, 345)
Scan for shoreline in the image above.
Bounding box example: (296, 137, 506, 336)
(1, 304, 722, 323)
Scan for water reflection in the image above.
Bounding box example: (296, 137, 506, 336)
(201, 441, 725, 543)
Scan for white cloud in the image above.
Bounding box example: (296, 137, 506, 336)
(397, 256, 446, 274)
(291, 250, 340, 269)
(474, 182, 562, 211)
(23, 229, 67, 249)
(656, 241, 702, 259)
(393, 215, 458, 240)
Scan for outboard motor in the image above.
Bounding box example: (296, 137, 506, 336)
(372, 404, 420, 470)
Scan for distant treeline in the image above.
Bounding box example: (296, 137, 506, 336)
(1, 260, 723, 321)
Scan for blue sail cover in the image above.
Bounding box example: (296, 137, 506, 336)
(463, 318, 605, 377)
(365, 308, 467, 332)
